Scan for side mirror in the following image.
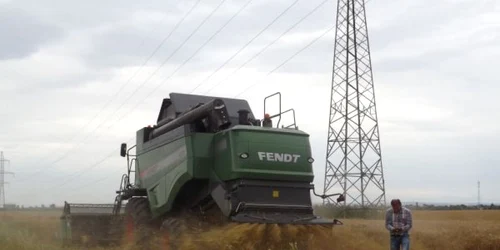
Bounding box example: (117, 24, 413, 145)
(336, 194, 345, 203)
(120, 143, 127, 157)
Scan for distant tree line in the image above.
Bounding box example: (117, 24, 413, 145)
(403, 202, 500, 210)
(3, 202, 500, 212)
(314, 202, 500, 220)
(0, 203, 59, 211)
(314, 202, 500, 211)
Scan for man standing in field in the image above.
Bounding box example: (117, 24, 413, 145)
(385, 199, 412, 250)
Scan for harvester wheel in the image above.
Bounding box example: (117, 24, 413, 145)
(124, 197, 155, 247)
(159, 217, 187, 250)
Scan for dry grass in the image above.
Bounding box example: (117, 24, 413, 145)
(1, 210, 500, 250)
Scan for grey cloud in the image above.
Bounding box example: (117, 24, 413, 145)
(0, 61, 114, 94)
(363, 134, 499, 202)
(2, 0, 500, 206)
(368, 0, 494, 51)
(0, 7, 63, 60)
(77, 0, 336, 71)
(82, 27, 157, 69)
(7, 0, 175, 29)
(373, 49, 463, 73)
(254, 0, 498, 75)
(383, 119, 455, 135)
(22, 70, 113, 93)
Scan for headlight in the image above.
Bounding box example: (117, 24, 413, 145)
(240, 153, 249, 159)
(307, 157, 314, 163)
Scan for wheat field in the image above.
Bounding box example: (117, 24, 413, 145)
(1, 209, 500, 250)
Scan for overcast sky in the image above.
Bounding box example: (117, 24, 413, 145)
(0, 0, 499, 207)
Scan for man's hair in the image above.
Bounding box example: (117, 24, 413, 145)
(391, 199, 402, 206)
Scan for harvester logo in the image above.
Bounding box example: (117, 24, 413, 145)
(257, 152, 301, 163)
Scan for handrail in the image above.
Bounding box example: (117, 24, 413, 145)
(263, 92, 282, 128)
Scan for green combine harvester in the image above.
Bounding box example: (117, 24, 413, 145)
(60, 92, 345, 247)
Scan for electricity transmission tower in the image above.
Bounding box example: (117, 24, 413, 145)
(323, 0, 386, 208)
(0, 152, 14, 209)
(477, 181, 480, 208)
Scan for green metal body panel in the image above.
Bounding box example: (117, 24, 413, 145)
(135, 127, 217, 218)
(136, 135, 189, 218)
(213, 125, 314, 182)
(135, 123, 315, 218)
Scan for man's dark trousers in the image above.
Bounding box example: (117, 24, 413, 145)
(390, 234, 410, 250)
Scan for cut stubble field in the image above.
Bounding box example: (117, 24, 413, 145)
(1, 209, 500, 250)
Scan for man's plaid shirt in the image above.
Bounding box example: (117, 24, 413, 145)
(385, 207, 412, 236)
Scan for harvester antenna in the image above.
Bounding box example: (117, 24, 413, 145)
(323, 0, 387, 208)
(0, 152, 14, 209)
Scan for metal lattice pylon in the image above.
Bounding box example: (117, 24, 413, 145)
(0, 152, 13, 209)
(323, 0, 386, 208)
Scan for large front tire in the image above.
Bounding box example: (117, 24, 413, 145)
(124, 197, 155, 247)
(159, 217, 187, 250)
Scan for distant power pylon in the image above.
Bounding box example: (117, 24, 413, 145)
(477, 181, 480, 207)
(323, 0, 386, 208)
(0, 151, 14, 209)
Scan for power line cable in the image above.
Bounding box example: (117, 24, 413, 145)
(45, 0, 303, 191)
(232, 0, 375, 98)
(41, 0, 208, 162)
(16, 0, 201, 181)
(188, 0, 301, 94)
(65, 23, 336, 194)
(234, 24, 336, 98)
(15, 1, 374, 202)
(55, 0, 373, 194)
(203, 0, 331, 94)
(48, 137, 135, 189)
(42, 0, 300, 182)
(105, 0, 255, 129)
(14, 137, 134, 199)
(67, 171, 121, 193)
(17, 0, 186, 176)
(23, 0, 230, 187)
